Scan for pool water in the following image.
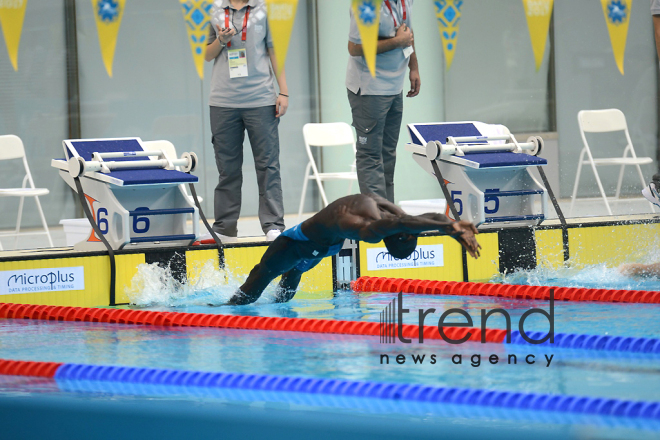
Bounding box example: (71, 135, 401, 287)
(1, 261, 659, 439)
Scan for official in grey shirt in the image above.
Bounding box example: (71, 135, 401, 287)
(205, 0, 289, 241)
(346, 0, 420, 203)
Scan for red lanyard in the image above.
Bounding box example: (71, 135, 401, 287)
(384, 0, 406, 28)
(224, 6, 250, 48)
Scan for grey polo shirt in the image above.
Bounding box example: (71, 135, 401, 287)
(207, 0, 276, 108)
(652, 0, 660, 15)
(346, 0, 413, 96)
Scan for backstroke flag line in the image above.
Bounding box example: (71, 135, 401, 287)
(352, 0, 383, 77)
(265, 0, 298, 78)
(434, 0, 462, 71)
(601, 0, 632, 75)
(92, 0, 127, 77)
(0, 0, 28, 71)
(523, 0, 553, 71)
(180, 0, 212, 79)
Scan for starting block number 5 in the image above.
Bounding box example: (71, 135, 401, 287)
(450, 189, 501, 218)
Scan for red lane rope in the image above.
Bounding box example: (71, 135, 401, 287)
(350, 277, 660, 304)
(0, 303, 508, 344)
(0, 359, 62, 378)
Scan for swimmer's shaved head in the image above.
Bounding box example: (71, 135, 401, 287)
(384, 233, 417, 260)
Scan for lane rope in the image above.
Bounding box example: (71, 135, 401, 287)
(351, 277, 660, 304)
(0, 359, 658, 422)
(1, 302, 659, 354)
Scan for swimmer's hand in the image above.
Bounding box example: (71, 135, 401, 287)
(619, 262, 660, 278)
(450, 220, 481, 259)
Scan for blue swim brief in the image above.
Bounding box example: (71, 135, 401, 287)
(280, 223, 344, 272)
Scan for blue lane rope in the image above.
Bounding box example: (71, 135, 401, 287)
(57, 379, 660, 431)
(53, 363, 660, 421)
(508, 331, 660, 354)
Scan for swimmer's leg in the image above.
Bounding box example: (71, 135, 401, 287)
(229, 236, 301, 305)
(275, 258, 322, 303)
(275, 269, 304, 303)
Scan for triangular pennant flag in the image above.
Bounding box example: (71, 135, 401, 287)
(180, 0, 213, 79)
(601, 0, 632, 75)
(434, 0, 462, 70)
(0, 0, 28, 71)
(522, 0, 553, 71)
(264, 0, 299, 77)
(91, 0, 127, 77)
(351, 0, 383, 77)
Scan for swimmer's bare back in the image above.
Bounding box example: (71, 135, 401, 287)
(299, 194, 481, 258)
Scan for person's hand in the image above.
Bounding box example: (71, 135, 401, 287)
(216, 24, 236, 44)
(450, 220, 481, 259)
(275, 94, 288, 118)
(396, 24, 414, 48)
(407, 69, 420, 97)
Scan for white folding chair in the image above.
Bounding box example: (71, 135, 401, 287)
(0, 135, 53, 250)
(298, 123, 358, 222)
(570, 109, 654, 216)
(142, 140, 201, 204)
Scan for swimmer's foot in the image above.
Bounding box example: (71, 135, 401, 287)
(642, 183, 660, 208)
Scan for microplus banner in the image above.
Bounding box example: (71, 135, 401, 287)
(366, 245, 444, 271)
(0, 267, 85, 295)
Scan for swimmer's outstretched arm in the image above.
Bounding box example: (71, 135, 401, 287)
(348, 214, 481, 258)
(619, 262, 660, 278)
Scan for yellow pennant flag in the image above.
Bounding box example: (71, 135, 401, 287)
(180, 1, 212, 79)
(265, 0, 299, 77)
(351, 0, 383, 77)
(0, 0, 28, 71)
(601, 0, 632, 75)
(91, 0, 127, 77)
(522, 0, 553, 71)
(434, 0, 462, 70)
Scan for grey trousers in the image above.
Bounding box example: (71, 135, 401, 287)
(210, 105, 285, 237)
(347, 90, 404, 202)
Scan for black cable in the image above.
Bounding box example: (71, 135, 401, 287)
(73, 176, 116, 306)
(431, 160, 460, 221)
(537, 166, 569, 262)
(188, 182, 225, 268)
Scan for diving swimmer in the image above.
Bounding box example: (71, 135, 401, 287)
(228, 193, 481, 305)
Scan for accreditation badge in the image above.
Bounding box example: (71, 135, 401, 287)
(228, 48, 248, 78)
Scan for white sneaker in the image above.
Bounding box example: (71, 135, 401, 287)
(266, 229, 282, 241)
(642, 183, 660, 208)
(199, 232, 237, 243)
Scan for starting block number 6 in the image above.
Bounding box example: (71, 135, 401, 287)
(94, 207, 151, 235)
(133, 207, 151, 234)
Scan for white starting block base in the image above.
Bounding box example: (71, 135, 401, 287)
(52, 137, 200, 251)
(406, 122, 549, 228)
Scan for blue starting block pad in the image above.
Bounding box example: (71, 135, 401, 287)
(51, 137, 200, 250)
(405, 122, 549, 227)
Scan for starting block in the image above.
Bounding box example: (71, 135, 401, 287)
(406, 122, 550, 228)
(52, 137, 200, 250)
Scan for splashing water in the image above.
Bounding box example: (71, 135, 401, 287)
(125, 260, 284, 307)
(494, 263, 660, 291)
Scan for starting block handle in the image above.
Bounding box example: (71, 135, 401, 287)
(427, 136, 544, 160)
(95, 151, 164, 160)
(450, 135, 510, 143)
(67, 152, 198, 178)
